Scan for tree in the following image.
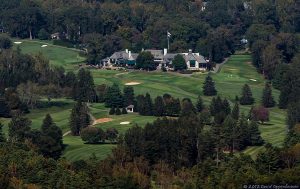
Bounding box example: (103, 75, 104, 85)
(74, 69, 96, 102)
(196, 95, 204, 112)
(223, 115, 239, 152)
(0, 34, 12, 50)
(0, 98, 11, 118)
(203, 75, 217, 96)
(240, 84, 254, 105)
(0, 122, 5, 142)
(115, 108, 122, 115)
(231, 102, 240, 120)
(153, 96, 165, 116)
(172, 54, 187, 71)
(122, 107, 128, 114)
(144, 93, 153, 116)
(123, 86, 135, 106)
(81, 127, 105, 144)
(222, 99, 231, 115)
(248, 121, 264, 146)
(262, 83, 276, 108)
(252, 106, 270, 124)
(8, 114, 31, 143)
(69, 101, 90, 136)
(38, 114, 63, 159)
(136, 51, 157, 71)
(180, 98, 197, 117)
(109, 107, 116, 115)
(106, 128, 119, 143)
(105, 83, 124, 108)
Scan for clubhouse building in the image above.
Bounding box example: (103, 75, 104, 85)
(103, 49, 208, 71)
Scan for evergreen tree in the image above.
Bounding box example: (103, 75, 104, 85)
(115, 107, 121, 115)
(196, 95, 204, 112)
(153, 96, 165, 116)
(231, 102, 240, 120)
(69, 101, 90, 136)
(222, 99, 231, 115)
(81, 127, 105, 144)
(223, 115, 240, 152)
(262, 83, 275, 108)
(180, 98, 197, 117)
(0, 98, 10, 118)
(240, 84, 255, 105)
(248, 121, 264, 146)
(172, 54, 187, 71)
(0, 122, 6, 142)
(123, 86, 135, 106)
(237, 113, 250, 148)
(109, 107, 116, 115)
(203, 75, 217, 96)
(210, 96, 223, 116)
(122, 107, 128, 114)
(136, 95, 146, 115)
(74, 69, 96, 102)
(39, 114, 63, 159)
(8, 114, 31, 143)
(105, 83, 124, 108)
(144, 93, 153, 116)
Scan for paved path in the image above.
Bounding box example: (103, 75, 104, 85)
(211, 58, 229, 73)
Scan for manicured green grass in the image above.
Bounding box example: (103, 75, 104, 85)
(12, 39, 85, 70)
(63, 136, 115, 162)
(8, 40, 287, 160)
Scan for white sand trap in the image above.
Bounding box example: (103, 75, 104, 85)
(125, 82, 141, 86)
(14, 42, 22, 44)
(120, 121, 130, 125)
(41, 45, 48, 48)
(228, 68, 237, 71)
(249, 79, 257, 82)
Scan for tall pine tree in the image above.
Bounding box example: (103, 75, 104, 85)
(123, 86, 135, 106)
(105, 83, 124, 108)
(74, 69, 96, 102)
(153, 96, 165, 116)
(196, 95, 204, 112)
(203, 75, 217, 96)
(240, 84, 255, 105)
(262, 83, 275, 108)
(39, 114, 63, 159)
(231, 102, 240, 120)
(69, 101, 90, 136)
(248, 120, 264, 146)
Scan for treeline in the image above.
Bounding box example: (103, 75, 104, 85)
(1, 0, 298, 65)
(0, 109, 299, 188)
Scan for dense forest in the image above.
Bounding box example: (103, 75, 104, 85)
(0, 0, 300, 188)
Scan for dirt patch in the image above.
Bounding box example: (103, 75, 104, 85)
(125, 82, 141, 86)
(93, 118, 113, 125)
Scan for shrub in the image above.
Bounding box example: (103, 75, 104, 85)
(80, 127, 105, 144)
(115, 108, 121, 115)
(122, 107, 128, 114)
(109, 108, 115, 115)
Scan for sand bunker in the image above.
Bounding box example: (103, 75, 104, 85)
(93, 118, 113, 125)
(120, 121, 130, 125)
(14, 42, 22, 44)
(125, 82, 141, 86)
(249, 79, 257, 82)
(228, 68, 237, 71)
(41, 45, 48, 48)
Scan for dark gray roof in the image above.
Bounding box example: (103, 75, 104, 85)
(145, 49, 164, 59)
(110, 51, 128, 59)
(184, 53, 207, 64)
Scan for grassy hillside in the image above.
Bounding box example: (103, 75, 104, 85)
(5, 40, 287, 161)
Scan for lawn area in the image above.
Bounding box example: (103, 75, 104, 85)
(7, 40, 287, 161)
(12, 39, 85, 70)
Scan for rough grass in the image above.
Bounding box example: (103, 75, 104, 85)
(6, 40, 287, 160)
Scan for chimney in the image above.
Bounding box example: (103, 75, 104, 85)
(164, 48, 168, 56)
(129, 51, 131, 58)
(125, 49, 129, 53)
